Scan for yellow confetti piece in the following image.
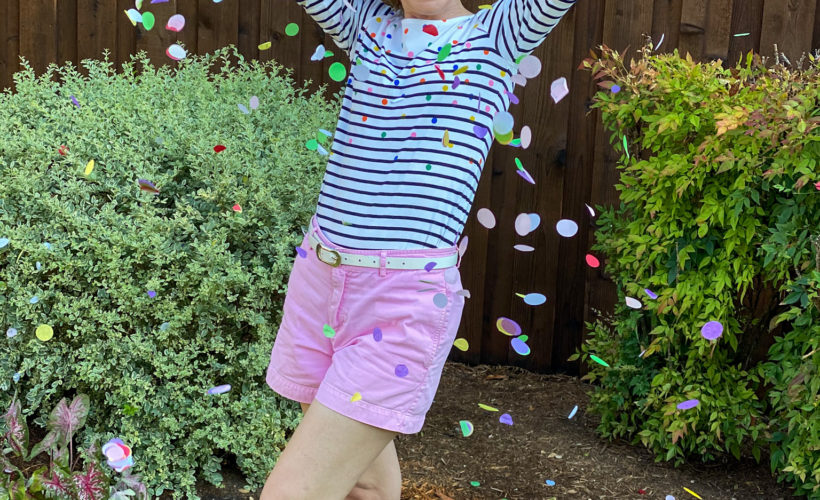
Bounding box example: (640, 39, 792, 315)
(453, 338, 469, 351)
(453, 65, 469, 75)
(442, 130, 451, 148)
(36, 324, 53, 342)
(84, 159, 95, 176)
(258, 41, 272, 50)
(477, 4, 492, 9)
(350, 392, 362, 402)
(684, 487, 702, 499)
(478, 403, 498, 411)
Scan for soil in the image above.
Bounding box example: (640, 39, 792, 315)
(8, 362, 799, 500)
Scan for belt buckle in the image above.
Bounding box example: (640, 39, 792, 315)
(315, 242, 342, 267)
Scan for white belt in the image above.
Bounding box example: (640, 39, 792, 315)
(307, 230, 458, 270)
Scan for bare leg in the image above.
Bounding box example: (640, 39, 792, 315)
(260, 400, 399, 500)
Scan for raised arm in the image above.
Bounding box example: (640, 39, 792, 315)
(295, 0, 395, 57)
(476, 0, 577, 63)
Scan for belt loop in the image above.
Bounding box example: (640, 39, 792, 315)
(379, 251, 387, 277)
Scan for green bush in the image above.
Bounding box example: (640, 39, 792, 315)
(571, 44, 819, 495)
(1, 46, 340, 498)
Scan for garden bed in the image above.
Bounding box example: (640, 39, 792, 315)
(157, 362, 795, 499)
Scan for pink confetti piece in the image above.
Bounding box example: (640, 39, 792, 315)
(585, 254, 600, 268)
(476, 208, 496, 229)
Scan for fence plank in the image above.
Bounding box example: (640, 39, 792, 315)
(704, 0, 733, 61)
(760, 0, 817, 62)
(238, 0, 261, 63)
(56, 0, 78, 70)
(0, 0, 21, 91)
(197, 0, 239, 58)
(652, 0, 684, 53)
(19, 0, 57, 78)
(678, 0, 707, 61)
(726, 0, 765, 67)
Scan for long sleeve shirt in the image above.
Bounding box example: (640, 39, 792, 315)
(296, 0, 577, 249)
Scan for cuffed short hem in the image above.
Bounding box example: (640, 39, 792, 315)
(314, 382, 426, 435)
(266, 364, 319, 405)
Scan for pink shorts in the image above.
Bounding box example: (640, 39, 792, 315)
(266, 216, 466, 434)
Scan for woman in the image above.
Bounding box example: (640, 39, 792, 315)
(261, 0, 577, 498)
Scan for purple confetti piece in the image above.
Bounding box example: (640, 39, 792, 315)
(70, 95, 80, 108)
(394, 364, 409, 377)
(295, 246, 307, 258)
(676, 399, 699, 410)
(499, 413, 513, 425)
(147, 290, 156, 298)
(516, 169, 535, 185)
(505, 91, 519, 105)
(151, 0, 170, 3)
(701, 321, 723, 340)
(424, 261, 436, 272)
(473, 125, 488, 139)
(644, 288, 658, 300)
(612, 84, 621, 94)
(207, 384, 231, 395)
(373, 327, 383, 342)
(452, 76, 461, 89)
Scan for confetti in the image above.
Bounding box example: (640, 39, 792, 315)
(611, 84, 621, 93)
(166, 44, 187, 60)
(511, 337, 530, 355)
(29, 296, 39, 304)
(469, 480, 480, 487)
(499, 413, 513, 425)
(328, 62, 347, 82)
(666, 496, 676, 500)
(517, 55, 542, 78)
(433, 293, 448, 308)
(435, 64, 446, 80)
(459, 420, 474, 437)
(36, 324, 53, 342)
(350, 392, 362, 402)
(625, 296, 642, 309)
(677, 399, 700, 411)
(103, 438, 134, 473)
(513, 244, 535, 252)
(585, 203, 596, 217)
(585, 254, 600, 268)
(550, 77, 569, 103)
(701, 321, 723, 340)
(589, 354, 609, 367)
(656, 33, 665, 51)
(84, 159, 95, 176)
(683, 487, 702, 499)
(207, 384, 231, 395)
(555, 219, 578, 237)
(518, 293, 546, 306)
(453, 338, 469, 351)
(285, 22, 299, 36)
(492, 111, 514, 135)
(238, 103, 250, 114)
(214, 145, 226, 153)
(568, 405, 578, 419)
(442, 129, 453, 148)
(295, 246, 307, 258)
(258, 41, 272, 50)
(6, 328, 17, 338)
(520, 125, 532, 149)
(147, 290, 156, 298)
(141, 12, 155, 30)
(458, 236, 468, 257)
(473, 125, 489, 139)
(58, 145, 68, 155)
(516, 166, 535, 184)
(545, 480, 556, 486)
(733, 32, 750, 37)
(476, 208, 496, 229)
(323, 324, 336, 338)
(138, 179, 160, 195)
(124, 8, 142, 25)
(166, 14, 185, 32)
(644, 288, 658, 299)
(394, 364, 409, 377)
(232, 204, 242, 212)
(311, 44, 327, 61)
(373, 327, 383, 341)
(478, 403, 498, 411)
(250, 96, 259, 110)
(496, 317, 521, 336)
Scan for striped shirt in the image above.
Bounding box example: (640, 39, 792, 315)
(296, 0, 577, 249)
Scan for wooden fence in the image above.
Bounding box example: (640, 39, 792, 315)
(1, 0, 819, 374)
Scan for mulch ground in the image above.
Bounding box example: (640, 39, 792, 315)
(11, 362, 799, 499)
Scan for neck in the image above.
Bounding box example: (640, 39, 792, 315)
(402, 3, 473, 20)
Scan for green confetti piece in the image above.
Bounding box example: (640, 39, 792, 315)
(285, 23, 300, 36)
(470, 481, 480, 487)
(437, 43, 452, 62)
(305, 139, 318, 151)
(323, 324, 336, 338)
(328, 62, 347, 82)
(142, 12, 155, 30)
(324, 50, 334, 58)
(733, 32, 750, 37)
(622, 135, 629, 159)
(511, 138, 521, 146)
(590, 354, 610, 367)
(514, 157, 523, 170)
